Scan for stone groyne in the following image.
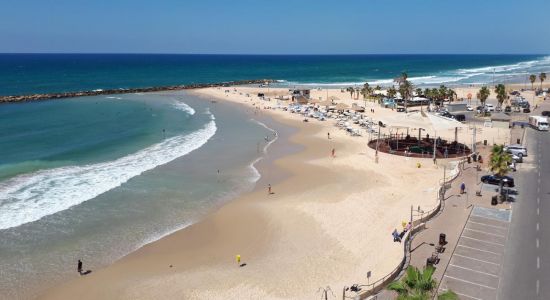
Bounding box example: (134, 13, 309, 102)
(0, 79, 274, 103)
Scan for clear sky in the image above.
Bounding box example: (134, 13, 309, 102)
(1, 0, 549, 54)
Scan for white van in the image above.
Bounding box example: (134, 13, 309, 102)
(529, 116, 549, 131)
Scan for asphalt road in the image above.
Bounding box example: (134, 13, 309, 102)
(498, 114, 549, 299)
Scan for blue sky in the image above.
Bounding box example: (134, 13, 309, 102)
(1, 0, 549, 54)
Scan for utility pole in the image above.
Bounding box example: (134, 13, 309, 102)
(375, 124, 381, 163)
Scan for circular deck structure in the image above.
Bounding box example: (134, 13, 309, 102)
(368, 135, 471, 158)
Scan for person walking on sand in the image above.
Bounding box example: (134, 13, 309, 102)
(268, 184, 272, 195)
(236, 254, 241, 267)
(460, 182, 466, 194)
(77, 259, 83, 275)
(327, 132, 330, 139)
(331, 148, 335, 158)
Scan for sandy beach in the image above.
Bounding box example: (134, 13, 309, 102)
(40, 86, 514, 300)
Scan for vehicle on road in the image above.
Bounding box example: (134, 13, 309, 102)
(504, 106, 512, 113)
(481, 175, 515, 187)
(504, 144, 527, 158)
(529, 116, 549, 131)
(451, 114, 466, 122)
(542, 111, 550, 117)
(523, 108, 531, 113)
(486, 104, 495, 112)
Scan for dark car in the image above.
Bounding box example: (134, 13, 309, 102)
(481, 175, 515, 187)
(523, 108, 531, 113)
(504, 106, 512, 113)
(542, 111, 550, 117)
(452, 114, 466, 121)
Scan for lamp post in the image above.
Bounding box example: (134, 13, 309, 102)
(375, 122, 382, 163)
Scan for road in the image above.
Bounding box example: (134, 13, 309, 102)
(498, 107, 549, 299)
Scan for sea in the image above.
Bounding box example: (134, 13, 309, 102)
(0, 54, 549, 298)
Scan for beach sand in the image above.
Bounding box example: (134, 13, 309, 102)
(40, 86, 509, 300)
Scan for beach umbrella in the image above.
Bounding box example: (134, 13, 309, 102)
(320, 100, 333, 106)
(335, 103, 349, 110)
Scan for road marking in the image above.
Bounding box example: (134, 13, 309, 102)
(537, 223, 540, 231)
(454, 254, 501, 266)
(538, 197, 540, 205)
(444, 275, 497, 290)
(464, 228, 506, 237)
(537, 238, 540, 248)
(452, 291, 483, 300)
(461, 235, 505, 246)
(458, 244, 501, 255)
(539, 178, 541, 184)
(537, 208, 540, 215)
(468, 220, 507, 229)
(537, 280, 540, 295)
(538, 257, 540, 269)
(449, 264, 499, 277)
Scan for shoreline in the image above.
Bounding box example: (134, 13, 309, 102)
(38, 87, 454, 299)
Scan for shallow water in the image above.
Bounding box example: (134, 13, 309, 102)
(0, 92, 277, 299)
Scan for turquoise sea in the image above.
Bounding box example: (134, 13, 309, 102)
(0, 92, 280, 299)
(0, 54, 549, 298)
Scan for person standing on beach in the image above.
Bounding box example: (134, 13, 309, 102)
(77, 259, 83, 275)
(327, 132, 330, 139)
(331, 148, 335, 158)
(268, 184, 272, 195)
(460, 182, 466, 194)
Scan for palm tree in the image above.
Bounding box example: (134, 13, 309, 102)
(446, 89, 457, 102)
(477, 86, 490, 108)
(346, 87, 355, 99)
(438, 290, 459, 300)
(387, 266, 458, 300)
(360, 83, 372, 107)
(489, 144, 513, 197)
(438, 85, 448, 102)
(495, 84, 507, 109)
(399, 80, 413, 112)
(416, 88, 423, 97)
(387, 86, 397, 98)
(529, 74, 537, 90)
(540, 72, 546, 90)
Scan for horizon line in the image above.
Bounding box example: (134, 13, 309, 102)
(1, 52, 548, 56)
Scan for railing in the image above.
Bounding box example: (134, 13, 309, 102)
(341, 160, 463, 300)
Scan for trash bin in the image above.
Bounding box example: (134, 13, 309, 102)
(491, 196, 498, 206)
(426, 258, 434, 267)
(439, 233, 446, 245)
(517, 138, 521, 144)
(467, 156, 471, 163)
(484, 140, 487, 145)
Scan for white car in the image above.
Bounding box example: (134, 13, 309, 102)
(505, 144, 528, 158)
(466, 105, 473, 111)
(486, 104, 495, 112)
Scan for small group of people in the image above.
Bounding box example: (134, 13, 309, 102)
(392, 221, 412, 243)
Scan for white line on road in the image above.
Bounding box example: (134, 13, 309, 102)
(449, 264, 499, 277)
(537, 223, 540, 231)
(464, 228, 506, 237)
(461, 235, 505, 246)
(458, 244, 501, 255)
(468, 220, 507, 229)
(538, 257, 540, 269)
(537, 238, 540, 248)
(454, 254, 501, 266)
(538, 197, 540, 205)
(444, 275, 497, 290)
(537, 280, 540, 295)
(537, 207, 540, 215)
(453, 291, 483, 300)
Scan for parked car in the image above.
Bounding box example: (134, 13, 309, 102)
(542, 111, 550, 117)
(504, 144, 527, 158)
(466, 105, 473, 111)
(523, 108, 531, 113)
(504, 106, 512, 113)
(452, 114, 466, 122)
(511, 153, 523, 163)
(481, 175, 515, 187)
(508, 162, 516, 172)
(486, 104, 495, 112)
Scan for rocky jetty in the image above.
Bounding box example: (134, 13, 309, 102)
(0, 79, 274, 104)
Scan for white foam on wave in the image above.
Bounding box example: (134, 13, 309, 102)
(172, 102, 196, 115)
(247, 119, 278, 183)
(0, 115, 217, 230)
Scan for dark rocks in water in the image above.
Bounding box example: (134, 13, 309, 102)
(0, 79, 274, 104)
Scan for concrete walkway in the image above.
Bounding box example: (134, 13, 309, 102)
(374, 143, 512, 299)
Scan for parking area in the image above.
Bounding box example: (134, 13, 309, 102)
(438, 206, 511, 300)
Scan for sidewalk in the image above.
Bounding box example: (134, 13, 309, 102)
(374, 144, 510, 299)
